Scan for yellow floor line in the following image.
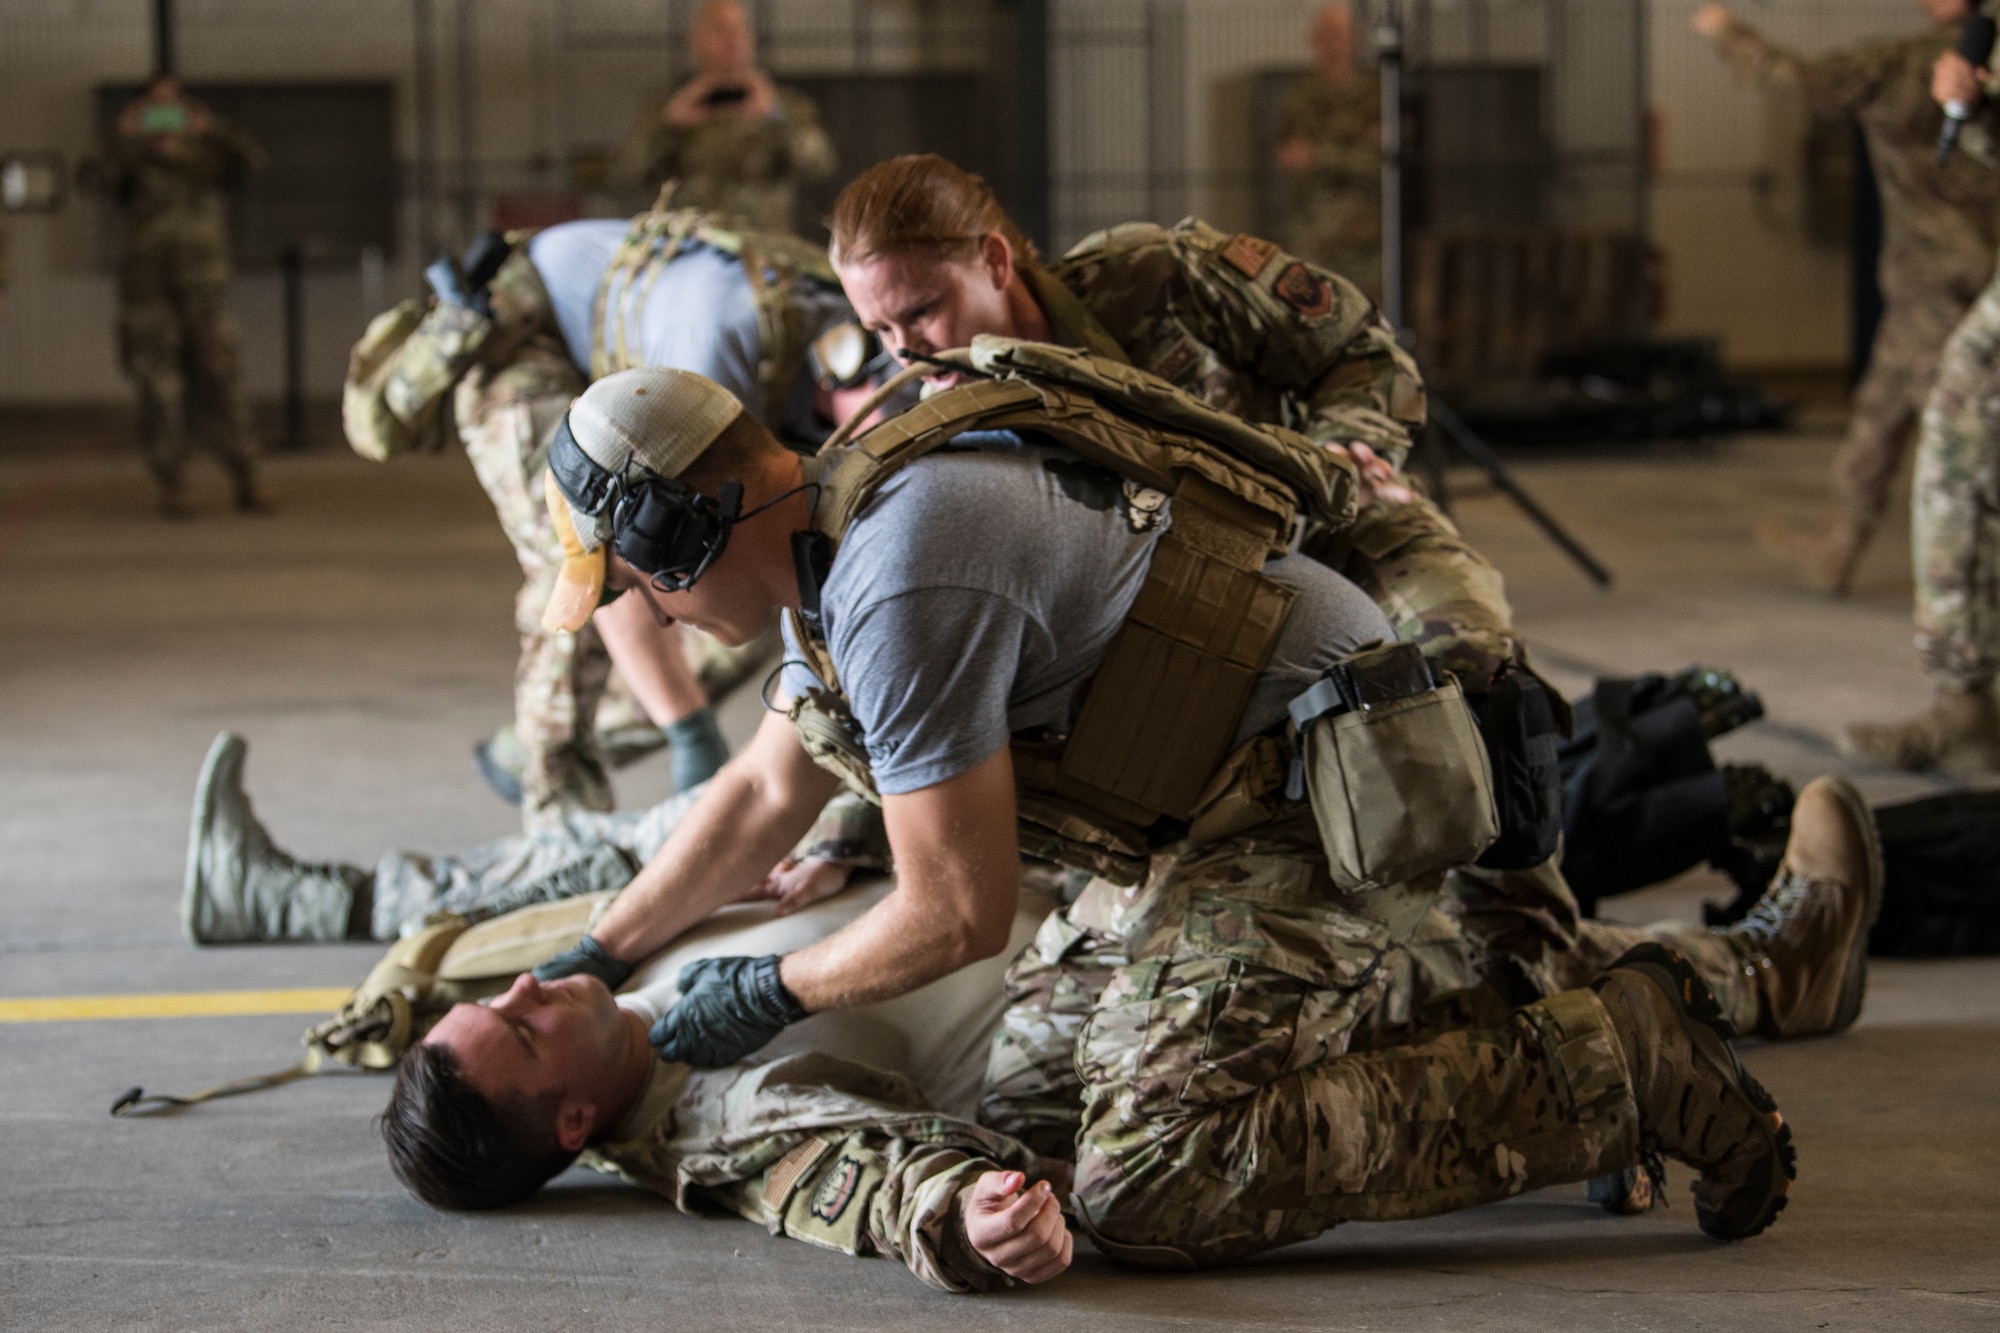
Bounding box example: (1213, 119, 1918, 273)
(0, 988, 351, 1023)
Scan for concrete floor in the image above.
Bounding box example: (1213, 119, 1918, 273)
(1, 420, 1995, 1331)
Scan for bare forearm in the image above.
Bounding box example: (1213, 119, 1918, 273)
(780, 748, 1024, 1011)
(592, 720, 839, 961)
(779, 881, 1007, 1010)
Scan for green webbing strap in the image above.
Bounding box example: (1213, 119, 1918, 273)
(109, 1049, 325, 1118)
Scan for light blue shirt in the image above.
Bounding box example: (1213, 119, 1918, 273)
(527, 218, 849, 429)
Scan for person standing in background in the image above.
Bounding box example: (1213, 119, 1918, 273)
(1844, 46, 2000, 776)
(636, 1, 837, 237)
(1276, 2, 1384, 301)
(1693, 1, 1999, 595)
(84, 77, 267, 516)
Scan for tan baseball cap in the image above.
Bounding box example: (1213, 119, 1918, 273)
(541, 368, 744, 633)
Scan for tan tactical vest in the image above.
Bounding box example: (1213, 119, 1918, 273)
(786, 336, 1359, 885)
(590, 205, 841, 430)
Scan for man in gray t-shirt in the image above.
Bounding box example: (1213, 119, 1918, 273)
(780, 428, 1390, 794)
(529, 365, 1799, 1276)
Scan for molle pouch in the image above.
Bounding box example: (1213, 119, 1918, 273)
(383, 300, 493, 425)
(788, 687, 882, 805)
(341, 298, 428, 461)
(1467, 664, 1564, 871)
(341, 298, 489, 461)
(1286, 641, 1499, 893)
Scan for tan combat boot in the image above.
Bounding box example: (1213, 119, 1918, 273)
(1755, 516, 1866, 596)
(1723, 777, 1884, 1039)
(1593, 944, 1795, 1240)
(1845, 683, 2000, 776)
(182, 732, 365, 944)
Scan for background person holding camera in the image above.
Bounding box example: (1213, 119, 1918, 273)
(636, 0, 836, 237)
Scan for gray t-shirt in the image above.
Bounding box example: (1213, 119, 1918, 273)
(526, 218, 849, 430)
(782, 430, 1392, 795)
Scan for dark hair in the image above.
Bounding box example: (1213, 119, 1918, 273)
(827, 153, 1042, 271)
(380, 1043, 576, 1210)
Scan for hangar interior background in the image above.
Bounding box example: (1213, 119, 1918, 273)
(0, 0, 1925, 413)
(3, 3, 1998, 1329)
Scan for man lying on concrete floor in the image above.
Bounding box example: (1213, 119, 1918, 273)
(181, 734, 1069, 1292)
(184, 723, 1881, 1063)
(389, 878, 1074, 1293)
(175, 729, 1870, 1291)
(515, 359, 1851, 1266)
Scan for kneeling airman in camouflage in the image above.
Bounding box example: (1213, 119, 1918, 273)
(512, 354, 1812, 1267)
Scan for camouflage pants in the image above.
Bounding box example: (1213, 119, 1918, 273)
(1829, 289, 1971, 542)
(366, 787, 885, 939)
(980, 816, 1643, 1268)
(1913, 272, 2000, 687)
(587, 1053, 1037, 1294)
(1445, 854, 1759, 1036)
(1326, 496, 1611, 967)
(454, 338, 608, 829)
(116, 279, 258, 494)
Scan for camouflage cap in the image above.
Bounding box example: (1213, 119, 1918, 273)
(541, 368, 744, 633)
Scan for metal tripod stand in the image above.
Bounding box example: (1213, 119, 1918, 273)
(1375, 0, 1613, 587)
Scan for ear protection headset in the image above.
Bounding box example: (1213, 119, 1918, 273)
(548, 411, 810, 594)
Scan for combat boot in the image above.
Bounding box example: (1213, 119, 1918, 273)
(1722, 776, 1883, 1039)
(1845, 683, 2000, 776)
(472, 725, 529, 805)
(182, 732, 365, 944)
(1754, 516, 1865, 596)
(1593, 944, 1795, 1240)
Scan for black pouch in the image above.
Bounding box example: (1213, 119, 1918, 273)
(1468, 664, 1564, 870)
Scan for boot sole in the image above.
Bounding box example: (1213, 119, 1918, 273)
(1817, 776, 1885, 1035)
(1609, 944, 1796, 1241)
(181, 731, 246, 945)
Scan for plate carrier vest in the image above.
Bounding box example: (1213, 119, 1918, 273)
(785, 336, 1359, 886)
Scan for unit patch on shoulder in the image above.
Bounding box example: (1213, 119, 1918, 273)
(1219, 232, 1280, 279)
(1274, 262, 1335, 318)
(810, 1155, 864, 1224)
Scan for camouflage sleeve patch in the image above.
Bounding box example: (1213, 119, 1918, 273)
(1219, 232, 1281, 280)
(777, 1137, 887, 1256)
(1274, 262, 1335, 319)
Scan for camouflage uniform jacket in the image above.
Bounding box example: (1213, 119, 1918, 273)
(1039, 218, 1424, 466)
(582, 1053, 1033, 1294)
(639, 87, 837, 237)
(1706, 16, 2000, 307)
(1035, 220, 1529, 682)
(1279, 73, 1383, 193)
(86, 116, 266, 289)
